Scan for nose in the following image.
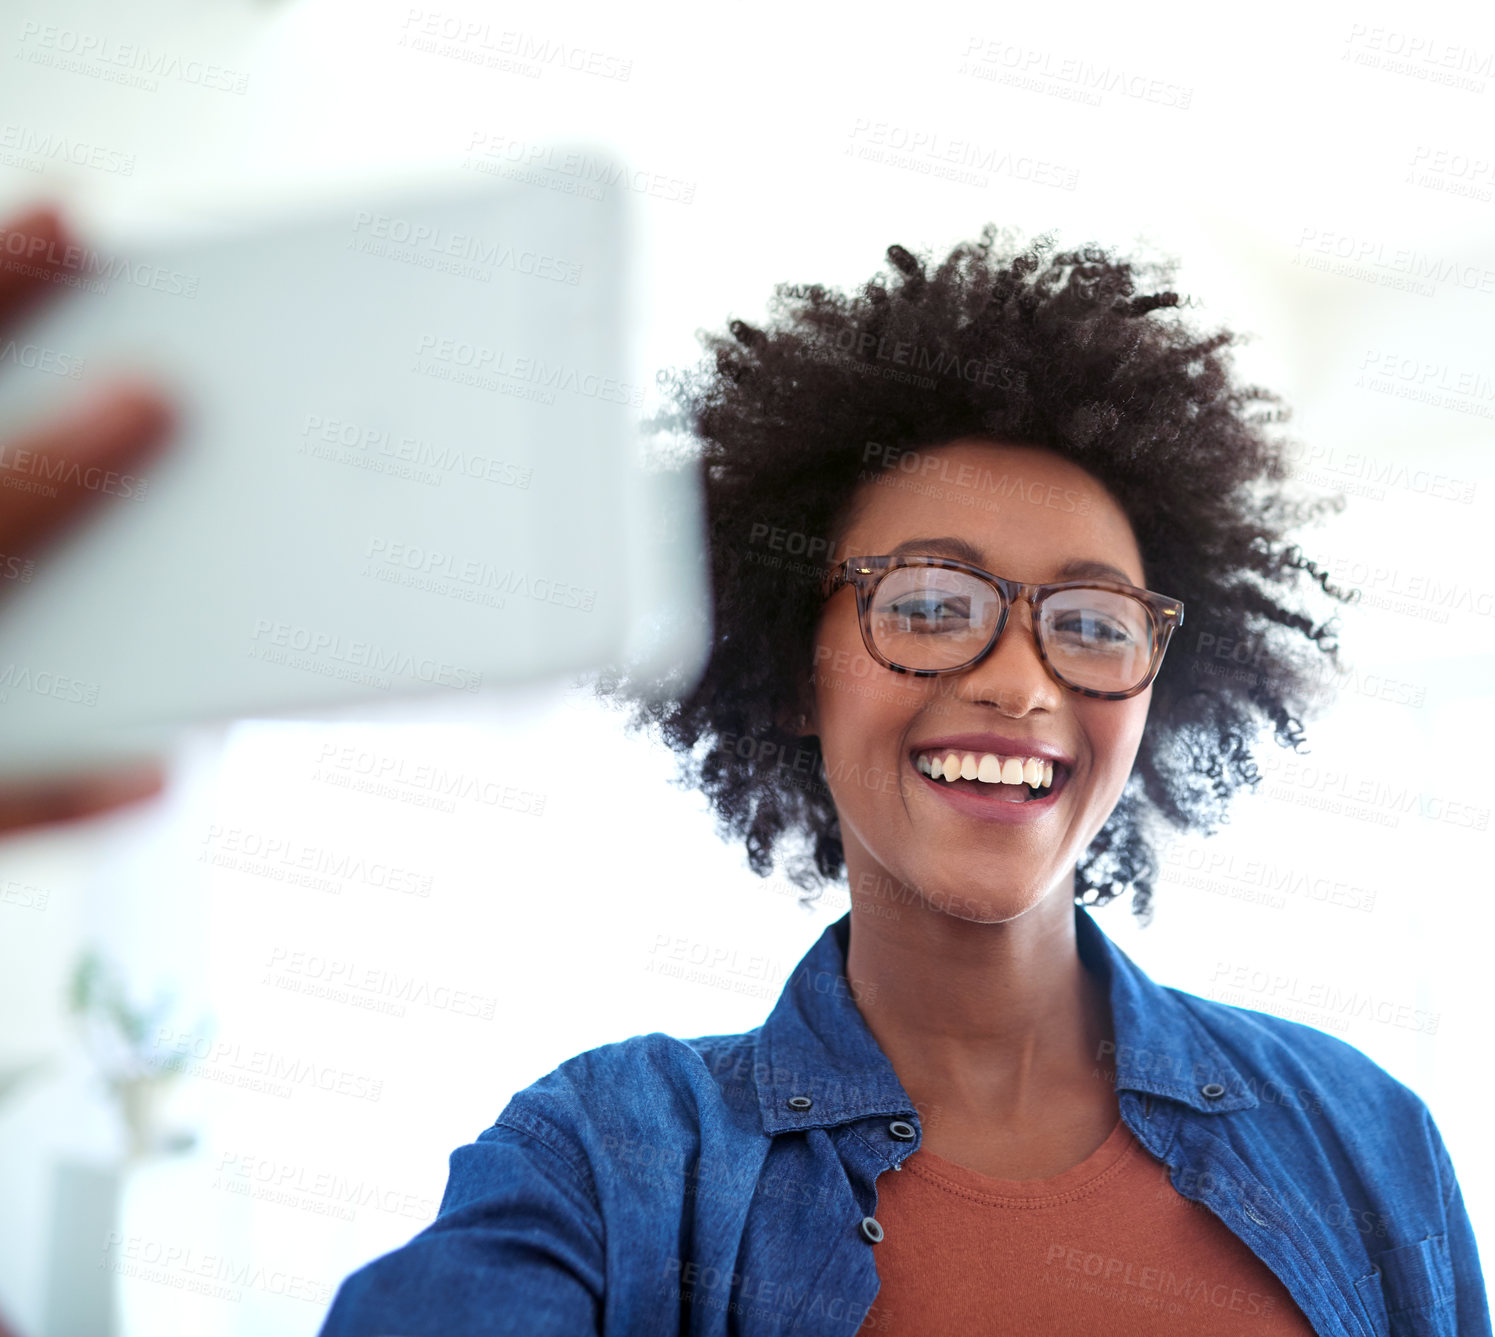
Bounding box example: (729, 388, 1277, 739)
(955, 599, 1064, 714)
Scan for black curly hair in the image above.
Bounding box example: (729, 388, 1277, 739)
(593, 224, 1355, 925)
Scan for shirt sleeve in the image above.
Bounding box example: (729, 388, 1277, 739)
(317, 1117, 606, 1336)
(1427, 1105, 1492, 1337)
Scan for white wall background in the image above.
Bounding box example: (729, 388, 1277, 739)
(2, 0, 1493, 1331)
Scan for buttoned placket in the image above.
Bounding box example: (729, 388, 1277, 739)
(749, 1087, 927, 1336)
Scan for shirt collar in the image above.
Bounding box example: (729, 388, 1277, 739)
(754, 901, 1259, 1137)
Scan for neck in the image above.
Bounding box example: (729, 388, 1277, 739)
(842, 862, 1115, 1129)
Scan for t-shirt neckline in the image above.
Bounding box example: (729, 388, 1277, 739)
(905, 1114, 1137, 1204)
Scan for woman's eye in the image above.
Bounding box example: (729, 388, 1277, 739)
(888, 597, 967, 625)
(1054, 615, 1133, 644)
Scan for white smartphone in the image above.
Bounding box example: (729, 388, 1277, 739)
(0, 161, 709, 782)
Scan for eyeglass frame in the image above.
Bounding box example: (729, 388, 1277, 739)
(819, 554, 1185, 701)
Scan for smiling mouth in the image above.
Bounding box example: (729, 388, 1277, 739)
(910, 749, 1068, 804)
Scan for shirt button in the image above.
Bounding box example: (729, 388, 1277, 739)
(1201, 1082, 1226, 1099)
(860, 1216, 885, 1244)
(787, 1095, 813, 1110)
(888, 1119, 916, 1140)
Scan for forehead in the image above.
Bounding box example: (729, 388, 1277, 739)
(839, 438, 1145, 584)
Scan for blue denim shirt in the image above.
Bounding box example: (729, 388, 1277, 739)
(319, 904, 1488, 1336)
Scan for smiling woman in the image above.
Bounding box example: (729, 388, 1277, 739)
(318, 229, 1490, 1336)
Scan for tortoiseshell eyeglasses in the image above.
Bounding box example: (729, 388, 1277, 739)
(820, 555, 1185, 700)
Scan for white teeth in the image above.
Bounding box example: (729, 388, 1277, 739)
(913, 749, 1059, 790)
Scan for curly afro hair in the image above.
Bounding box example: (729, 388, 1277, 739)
(593, 225, 1355, 925)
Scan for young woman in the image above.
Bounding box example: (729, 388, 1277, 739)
(319, 228, 1488, 1336)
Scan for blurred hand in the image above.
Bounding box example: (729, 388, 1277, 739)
(0, 203, 176, 837)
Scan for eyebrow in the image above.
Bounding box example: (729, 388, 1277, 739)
(885, 536, 1139, 586)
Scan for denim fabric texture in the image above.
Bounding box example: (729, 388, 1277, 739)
(319, 904, 1489, 1336)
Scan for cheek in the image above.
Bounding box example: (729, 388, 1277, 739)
(1092, 700, 1150, 783)
(810, 616, 881, 714)
(811, 635, 927, 782)
(815, 634, 928, 733)
(809, 611, 854, 687)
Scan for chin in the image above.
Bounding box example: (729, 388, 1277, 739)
(913, 873, 1058, 925)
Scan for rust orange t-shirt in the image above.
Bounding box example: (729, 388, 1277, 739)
(855, 1116, 1317, 1335)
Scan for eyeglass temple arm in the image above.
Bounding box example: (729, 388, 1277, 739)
(820, 560, 854, 601)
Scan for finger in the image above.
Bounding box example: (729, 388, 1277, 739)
(0, 761, 165, 837)
(0, 203, 77, 331)
(0, 380, 175, 560)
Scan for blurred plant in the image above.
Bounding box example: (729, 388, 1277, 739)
(67, 949, 208, 1161)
